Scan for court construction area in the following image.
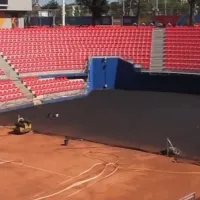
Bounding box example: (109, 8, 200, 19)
(0, 127, 200, 200)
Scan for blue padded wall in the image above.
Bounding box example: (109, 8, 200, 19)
(88, 57, 108, 91)
(88, 57, 135, 91)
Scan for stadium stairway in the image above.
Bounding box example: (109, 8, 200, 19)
(150, 28, 165, 72)
(0, 55, 34, 100)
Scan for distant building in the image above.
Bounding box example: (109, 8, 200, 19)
(66, 4, 90, 16)
(0, 0, 32, 28)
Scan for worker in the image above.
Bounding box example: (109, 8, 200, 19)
(18, 115, 25, 123)
(11, 16, 17, 28)
(64, 136, 69, 146)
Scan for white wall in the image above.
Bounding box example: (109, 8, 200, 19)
(0, 0, 32, 11)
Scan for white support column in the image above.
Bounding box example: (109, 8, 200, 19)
(62, 0, 66, 26)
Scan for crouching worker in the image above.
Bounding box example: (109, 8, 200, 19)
(13, 115, 32, 134)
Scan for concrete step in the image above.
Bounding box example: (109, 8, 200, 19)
(152, 35, 164, 38)
(0, 56, 18, 79)
(153, 33, 165, 36)
(153, 38, 164, 41)
(151, 60, 163, 63)
(151, 62, 164, 66)
(151, 63, 163, 67)
(150, 68, 163, 72)
(33, 99, 42, 105)
(152, 48, 163, 51)
(152, 49, 163, 53)
(151, 52, 164, 55)
(150, 28, 165, 71)
(151, 58, 163, 62)
(151, 54, 164, 58)
(0, 55, 34, 99)
(150, 66, 163, 69)
(14, 80, 34, 99)
(152, 44, 164, 46)
(153, 42, 164, 45)
(152, 54, 164, 57)
(152, 46, 164, 48)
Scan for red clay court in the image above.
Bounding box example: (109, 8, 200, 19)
(1, 2, 200, 200)
(0, 127, 200, 200)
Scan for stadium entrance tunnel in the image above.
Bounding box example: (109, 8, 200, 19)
(1, 90, 200, 162)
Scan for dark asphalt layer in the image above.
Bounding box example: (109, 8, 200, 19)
(0, 90, 200, 159)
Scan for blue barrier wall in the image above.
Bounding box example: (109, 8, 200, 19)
(66, 16, 113, 25)
(88, 57, 135, 91)
(88, 57, 200, 94)
(177, 15, 200, 25)
(29, 17, 53, 26)
(121, 16, 138, 25)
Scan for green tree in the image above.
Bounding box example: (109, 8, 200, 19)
(124, 0, 153, 23)
(109, 1, 122, 18)
(188, 0, 196, 25)
(32, 0, 39, 6)
(157, 0, 188, 15)
(42, 0, 59, 9)
(109, 0, 153, 23)
(76, 0, 110, 24)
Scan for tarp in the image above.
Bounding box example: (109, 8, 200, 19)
(1, 90, 200, 161)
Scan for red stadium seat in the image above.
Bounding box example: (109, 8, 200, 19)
(0, 79, 25, 102)
(164, 27, 200, 71)
(0, 26, 152, 74)
(23, 76, 85, 97)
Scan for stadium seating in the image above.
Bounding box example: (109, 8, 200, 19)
(21, 76, 85, 97)
(0, 26, 152, 75)
(164, 27, 200, 71)
(0, 79, 24, 102)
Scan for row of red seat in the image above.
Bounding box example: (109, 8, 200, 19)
(0, 27, 152, 33)
(164, 27, 200, 71)
(0, 32, 152, 35)
(5, 50, 150, 58)
(22, 76, 85, 96)
(0, 27, 152, 73)
(0, 93, 24, 102)
(17, 66, 85, 73)
(1, 45, 152, 51)
(2, 42, 151, 45)
(0, 79, 25, 102)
